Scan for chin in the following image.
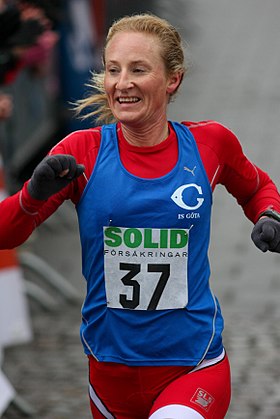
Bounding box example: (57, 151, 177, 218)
(116, 113, 141, 125)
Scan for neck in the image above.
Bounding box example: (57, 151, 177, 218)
(121, 120, 169, 147)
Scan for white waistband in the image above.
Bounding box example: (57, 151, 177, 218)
(191, 348, 226, 373)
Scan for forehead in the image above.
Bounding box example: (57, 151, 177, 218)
(105, 31, 163, 62)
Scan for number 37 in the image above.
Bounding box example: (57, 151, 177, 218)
(119, 262, 170, 310)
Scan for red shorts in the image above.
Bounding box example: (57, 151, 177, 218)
(88, 352, 231, 419)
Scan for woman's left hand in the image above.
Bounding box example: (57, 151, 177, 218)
(251, 217, 280, 253)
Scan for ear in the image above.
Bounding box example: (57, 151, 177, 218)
(166, 72, 183, 95)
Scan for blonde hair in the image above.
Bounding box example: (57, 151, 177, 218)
(74, 13, 187, 125)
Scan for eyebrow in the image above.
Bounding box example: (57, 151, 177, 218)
(106, 60, 149, 65)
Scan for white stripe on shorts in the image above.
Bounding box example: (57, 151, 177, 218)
(149, 404, 204, 418)
(89, 382, 115, 419)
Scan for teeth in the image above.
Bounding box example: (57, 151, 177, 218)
(118, 97, 140, 103)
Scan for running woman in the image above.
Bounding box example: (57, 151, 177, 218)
(1, 13, 280, 419)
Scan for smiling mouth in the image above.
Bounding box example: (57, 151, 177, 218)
(117, 97, 141, 103)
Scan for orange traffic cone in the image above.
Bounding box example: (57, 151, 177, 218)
(0, 157, 32, 348)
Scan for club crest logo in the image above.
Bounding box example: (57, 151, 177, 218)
(171, 183, 204, 210)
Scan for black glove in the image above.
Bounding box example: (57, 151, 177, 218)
(251, 217, 280, 253)
(27, 154, 85, 200)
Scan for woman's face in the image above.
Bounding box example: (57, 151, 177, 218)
(104, 31, 179, 129)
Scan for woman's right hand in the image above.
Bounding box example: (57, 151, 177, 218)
(27, 154, 85, 200)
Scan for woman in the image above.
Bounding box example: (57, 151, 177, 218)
(1, 13, 280, 419)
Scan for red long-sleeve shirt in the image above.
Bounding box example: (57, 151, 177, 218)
(1, 120, 280, 249)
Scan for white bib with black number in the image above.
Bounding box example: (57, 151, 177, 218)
(103, 226, 189, 310)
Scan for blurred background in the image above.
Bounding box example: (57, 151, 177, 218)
(0, 0, 280, 418)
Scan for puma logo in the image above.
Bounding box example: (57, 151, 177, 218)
(184, 165, 196, 176)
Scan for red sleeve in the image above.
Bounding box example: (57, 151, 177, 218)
(185, 120, 280, 223)
(0, 128, 102, 250)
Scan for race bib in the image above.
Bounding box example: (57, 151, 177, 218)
(103, 227, 189, 310)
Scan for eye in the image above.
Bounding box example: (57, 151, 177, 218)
(107, 67, 119, 74)
(133, 68, 145, 73)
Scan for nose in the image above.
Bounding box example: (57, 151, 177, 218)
(115, 70, 133, 90)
